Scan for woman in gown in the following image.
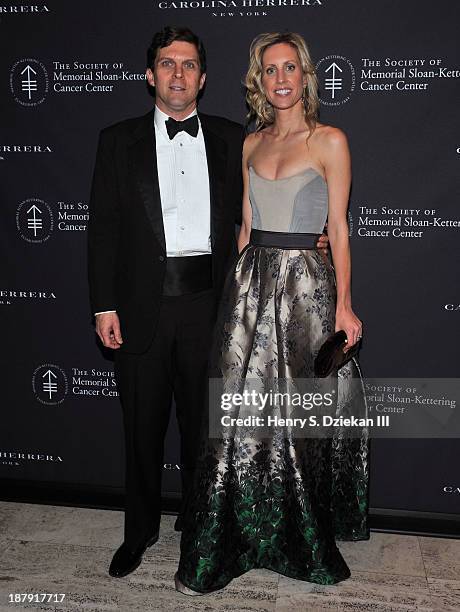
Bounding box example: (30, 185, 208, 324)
(175, 31, 369, 595)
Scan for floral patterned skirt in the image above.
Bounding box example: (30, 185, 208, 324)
(176, 245, 370, 594)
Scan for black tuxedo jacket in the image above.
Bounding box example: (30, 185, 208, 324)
(88, 110, 244, 354)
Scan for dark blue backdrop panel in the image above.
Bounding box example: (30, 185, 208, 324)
(1, 0, 459, 515)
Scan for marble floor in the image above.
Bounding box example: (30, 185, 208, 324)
(0, 502, 459, 611)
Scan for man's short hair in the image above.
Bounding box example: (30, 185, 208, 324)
(147, 26, 207, 74)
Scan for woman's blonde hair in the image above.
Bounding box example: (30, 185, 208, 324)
(245, 32, 319, 136)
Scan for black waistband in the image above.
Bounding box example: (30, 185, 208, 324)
(250, 229, 320, 249)
(162, 254, 212, 296)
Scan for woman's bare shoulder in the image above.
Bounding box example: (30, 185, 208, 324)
(314, 122, 349, 148)
(243, 130, 263, 157)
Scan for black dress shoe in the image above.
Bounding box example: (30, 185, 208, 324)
(109, 533, 159, 578)
(174, 515, 183, 532)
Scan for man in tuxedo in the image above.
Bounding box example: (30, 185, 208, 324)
(88, 26, 244, 578)
(88, 25, 328, 579)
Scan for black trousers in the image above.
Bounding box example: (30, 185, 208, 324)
(114, 288, 215, 551)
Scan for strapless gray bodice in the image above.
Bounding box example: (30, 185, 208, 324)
(249, 166, 328, 233)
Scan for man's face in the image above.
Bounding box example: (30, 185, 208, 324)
(146, 40, 206, 119)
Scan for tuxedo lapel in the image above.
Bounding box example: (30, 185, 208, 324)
(129, 112, 166, 252)
(200, 114, 228, 250)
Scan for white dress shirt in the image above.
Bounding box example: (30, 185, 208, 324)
(155, 105, 211, 257)
(95, 105, 211, 315)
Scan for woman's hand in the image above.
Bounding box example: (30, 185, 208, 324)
(335, 306, 363, 351)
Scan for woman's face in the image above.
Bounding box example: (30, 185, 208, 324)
(261, 42, 306, 111)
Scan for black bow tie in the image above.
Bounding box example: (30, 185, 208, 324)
(165, 115, 199, 140)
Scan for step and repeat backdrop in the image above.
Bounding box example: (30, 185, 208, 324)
(1, 1, 459, 516)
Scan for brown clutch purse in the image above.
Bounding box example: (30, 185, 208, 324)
(314, 330, 361, 378)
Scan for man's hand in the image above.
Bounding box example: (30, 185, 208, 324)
(95, 312, 123, 349)
(316, 222, 329, 253)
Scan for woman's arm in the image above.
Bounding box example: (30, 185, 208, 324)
(237, 134, 254, 253)
(321, 127, 363, 349)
